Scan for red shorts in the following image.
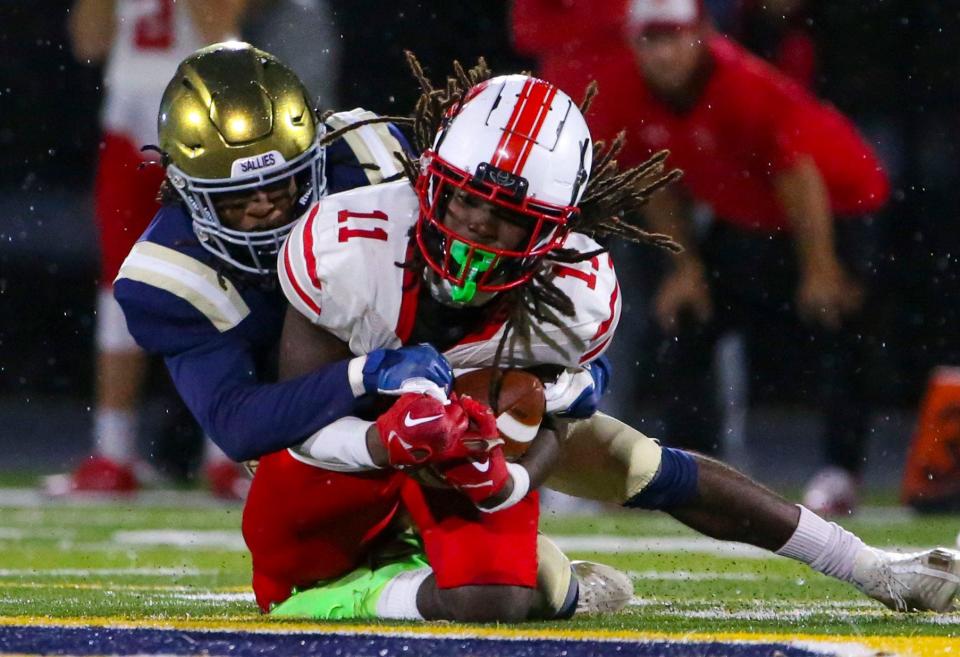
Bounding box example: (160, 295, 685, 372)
(401, 479, 539, 590)
(244, 453, 540, 611)
(94, 132, 166, 286)
(242, 450, 406, 612)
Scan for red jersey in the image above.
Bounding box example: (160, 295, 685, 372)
(592, 36, 888, 231)
(512, 6, 889, 231)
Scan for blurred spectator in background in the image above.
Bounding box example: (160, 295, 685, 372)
(242, 0, 340, 109)
(512, 0, 890, 516)
(51, 0, 246, 496)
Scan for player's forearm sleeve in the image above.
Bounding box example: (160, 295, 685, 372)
(164, 336, 357, 462)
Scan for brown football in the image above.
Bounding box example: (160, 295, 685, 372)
(454, 367, 546, 458)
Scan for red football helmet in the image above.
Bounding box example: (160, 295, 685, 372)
(415, 75, 593, 304)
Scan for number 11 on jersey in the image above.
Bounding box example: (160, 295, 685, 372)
(337, 210, 388, 242)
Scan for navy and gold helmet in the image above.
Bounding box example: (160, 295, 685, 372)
(159, 41, 325, 274)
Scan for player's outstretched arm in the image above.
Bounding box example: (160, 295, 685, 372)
(166, 334, 360, 463)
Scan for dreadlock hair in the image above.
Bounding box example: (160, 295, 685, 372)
(398, 52, 683, 374)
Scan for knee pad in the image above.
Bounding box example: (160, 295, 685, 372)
(530, 534, 576, 620)
(623, 447, 699, 510)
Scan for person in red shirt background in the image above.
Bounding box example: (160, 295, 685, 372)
(512, 0, 890, 515)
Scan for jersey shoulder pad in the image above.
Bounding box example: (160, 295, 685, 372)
(542, 233, 621, 364)
(114, 240, 251, 355)
(278, 181, 418, 352)
(324, 108, 411, 188)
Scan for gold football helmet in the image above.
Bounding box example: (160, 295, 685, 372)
(158, 41, 325, 274)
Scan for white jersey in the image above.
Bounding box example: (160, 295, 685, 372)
(278, 180, 621, 369)
(102, 0, 205, 145)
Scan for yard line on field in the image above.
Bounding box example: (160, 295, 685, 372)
(553, 535, 773, 558)
(656, 606, 960, 625)
(554, 535, 937, 558)
(0, 526, 75, 540)
(159, 591, 255, 602)
(627, 569, 788, 581)
(0, 581, 253, 601)
(625, 597, 960, 626)
(0, 567, 216, 577)
(0, 581, 212, 592)
(0, 488, 238, 509)
(112, 529, 247, 550)
(627, 598, 876, 610)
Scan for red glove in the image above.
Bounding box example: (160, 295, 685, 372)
(436, 445, 510, 506)
(375, 393, 467, 468)
(435, 394, 501, 460)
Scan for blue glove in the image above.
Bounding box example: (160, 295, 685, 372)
(362, 344, 454, 397)
(547, 355, 612, 419)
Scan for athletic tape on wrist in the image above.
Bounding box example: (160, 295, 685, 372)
(479, 462, 530, 513)
(347, 355, 368, 397)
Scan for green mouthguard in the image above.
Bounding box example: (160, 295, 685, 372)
(449, 240, 497, 303)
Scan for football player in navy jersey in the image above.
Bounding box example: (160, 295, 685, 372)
(111, 42, 455, 473)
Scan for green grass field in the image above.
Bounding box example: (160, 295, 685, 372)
(1, 488, 959, 644)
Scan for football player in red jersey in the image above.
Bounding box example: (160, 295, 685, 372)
(263, 56, 960, 622)
(254, 59, 679, 621)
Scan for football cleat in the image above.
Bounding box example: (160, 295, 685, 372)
(853, 547, 960, 612)
(802, 466, 860, 517)
(42, 456, 139, 497)
(572, 560, 635, 615)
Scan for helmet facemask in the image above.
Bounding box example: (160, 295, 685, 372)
(414, 152, 577, 305)
(159, 41, 326, 276)
(167, 136, 326, 275)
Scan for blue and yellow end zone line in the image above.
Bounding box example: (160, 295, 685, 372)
(0, 616, 958, 657)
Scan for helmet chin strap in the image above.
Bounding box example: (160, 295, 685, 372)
(449, 240, 497, 304)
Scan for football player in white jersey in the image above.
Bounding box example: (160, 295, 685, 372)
(243, 62, 671, 621)
(58, 0, 249, 496)
(258, 58, 960, 622)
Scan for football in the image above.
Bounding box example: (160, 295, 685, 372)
(454, 367, 546, 458)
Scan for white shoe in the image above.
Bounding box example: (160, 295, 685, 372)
(853, 547, 960, 612)
(802, 466, 860, 517)
(572, 560, 634, 614)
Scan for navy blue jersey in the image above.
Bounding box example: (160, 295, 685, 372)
(114, 110, 411, 462)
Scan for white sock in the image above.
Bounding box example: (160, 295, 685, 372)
(375, 567, 431, 620)
(93, 408, 137, 463)
(776, 504, 866, 583)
